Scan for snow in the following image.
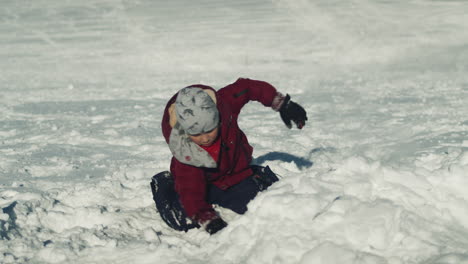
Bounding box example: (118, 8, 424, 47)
(1, 0, 468, 263)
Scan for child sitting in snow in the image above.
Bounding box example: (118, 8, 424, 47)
(151, 78, 307, 234)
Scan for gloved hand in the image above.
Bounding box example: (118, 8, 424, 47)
(205, 218, 227, 235)
(279, 94, 308, 129)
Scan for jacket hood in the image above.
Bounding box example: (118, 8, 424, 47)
(162, 85, 219, 168)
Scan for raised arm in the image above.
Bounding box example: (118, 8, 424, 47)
(218, 78, 307, 129)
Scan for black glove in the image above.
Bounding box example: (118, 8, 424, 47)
(279, 94, 308, 129)
(205, 218, 227, 235)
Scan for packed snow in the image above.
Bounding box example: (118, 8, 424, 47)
(1, 0, 468, 263)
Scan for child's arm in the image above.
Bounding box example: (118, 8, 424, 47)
(218, 78, 286, 115)
(171, 158, 223, 228)
(219, 78, 307, 129)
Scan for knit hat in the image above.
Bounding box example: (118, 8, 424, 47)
(175, 87, 219, 135)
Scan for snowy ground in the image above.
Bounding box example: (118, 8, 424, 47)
(1, 0, 468, 263)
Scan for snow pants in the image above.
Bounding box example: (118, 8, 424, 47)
(150, 165, 279, 232)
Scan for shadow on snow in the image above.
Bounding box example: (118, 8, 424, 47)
(254, 151, 313, 169)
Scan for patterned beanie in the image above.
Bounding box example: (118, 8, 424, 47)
(175, 87, 219, 135)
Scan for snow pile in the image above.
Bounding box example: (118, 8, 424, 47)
(1, 0, 468, 263)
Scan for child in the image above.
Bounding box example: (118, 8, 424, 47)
(151, 78, 307, 234)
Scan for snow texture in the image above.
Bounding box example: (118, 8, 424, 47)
(1, 0, 468, 263)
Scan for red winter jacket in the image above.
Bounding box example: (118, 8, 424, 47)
(161, 78, 284, 224)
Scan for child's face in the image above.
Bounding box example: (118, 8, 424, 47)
(189, 127, 219, 147)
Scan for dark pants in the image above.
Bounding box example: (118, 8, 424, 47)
(150, 165, 279, 232)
